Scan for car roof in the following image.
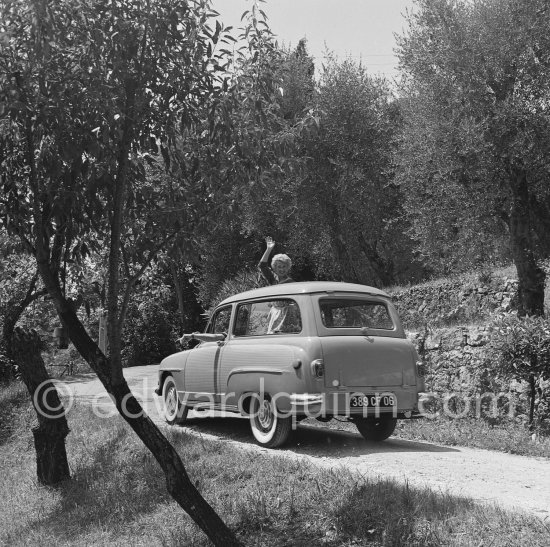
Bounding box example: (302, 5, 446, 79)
(218, 281, 390, 307)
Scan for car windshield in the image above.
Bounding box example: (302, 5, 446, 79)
(319, 298, 394, 330)
(207, 306, 232, 334)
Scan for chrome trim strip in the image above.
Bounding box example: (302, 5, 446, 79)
(227, 368, 285, 382)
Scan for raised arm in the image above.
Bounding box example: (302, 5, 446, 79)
(258, 236, 277, 285)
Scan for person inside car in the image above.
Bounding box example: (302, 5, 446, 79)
(258, 236, 294, 285)
(258, 236, 295, 333)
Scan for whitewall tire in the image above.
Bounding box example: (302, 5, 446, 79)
(249, 394, 292, 448)
(162, 376, 188, 425)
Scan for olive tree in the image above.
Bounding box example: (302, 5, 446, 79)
(290, 56, 410, 286)
(396, 0, 550, 315)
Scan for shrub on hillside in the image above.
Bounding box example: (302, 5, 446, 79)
(485, 314, 550, 432)
(391, 273, 518, 330)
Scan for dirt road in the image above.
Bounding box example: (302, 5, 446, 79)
(61, 365, 550, 519)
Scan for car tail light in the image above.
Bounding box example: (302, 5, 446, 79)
(310, 359, 324, 378)
(416, 361, 427, 377)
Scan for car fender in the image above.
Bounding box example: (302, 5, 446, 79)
(227, 368, 297, 414)
(157, 350, 191, 393)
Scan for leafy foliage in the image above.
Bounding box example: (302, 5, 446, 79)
(209, 269, 262, 310)
(0, 0, 240, 359)
(122, 299, 178, 368)
(0, 345, 15, 381)
(289, 56, 413, 286)
(0, 229, 52, 379)
(196, 45, 416, 294)
(485, 314, 550, 430)
(190, 26, 319, 304)
(488, 315, 550, 379)
(0, 2, 253, 538)
(395, 0, 550, 313)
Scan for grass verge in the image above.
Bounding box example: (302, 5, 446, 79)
(304, 415, 550, 459)
(397, 416, 550, 457)
(1, 386, 549, 546)
(0, 381, 33, 445)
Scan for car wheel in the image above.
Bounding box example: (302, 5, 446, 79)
(355, 416, 397, 441)
(162, 376, 188, 425)
(249, 394, 292, 448)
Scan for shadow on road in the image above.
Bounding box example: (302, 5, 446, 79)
(177, 414, 460, 457)
(63, 368, 460, 457)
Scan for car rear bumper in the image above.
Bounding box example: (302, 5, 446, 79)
(288, 390, 421, 418)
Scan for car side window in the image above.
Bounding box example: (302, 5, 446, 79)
(208, 306, 232, 334)
(234, 299, 302, 336)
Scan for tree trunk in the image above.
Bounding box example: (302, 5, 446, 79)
(332, 232, 361, 283)
(528, 374, 536, 433)
(12, 328, 71, 486)
(508, 166, 545, 316)
(35, 263, 242, 546)
(324, 202, 362, 283)
(111, 382, 243, 545)
(170, 261, 186, 328)
(32, 421, 71, 485)
(357, 232, 394, 287)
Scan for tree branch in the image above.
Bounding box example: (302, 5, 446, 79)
(13, 71, 52, 273)
(118, 229, 179, 327)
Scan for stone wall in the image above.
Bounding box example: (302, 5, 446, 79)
(392, 275, 526, 419)
(409, 325, 492, 393)
(389, 275, 518, 330)
(387, 273, 550, 427)
(406, 324, 535, 422)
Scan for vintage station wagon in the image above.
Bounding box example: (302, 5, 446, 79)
(156, 281, 426, 448)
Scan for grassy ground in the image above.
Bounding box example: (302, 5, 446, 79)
(1, 384, 550, 546)
(0, 381, 34, 444)
(397, 417, 550, 457)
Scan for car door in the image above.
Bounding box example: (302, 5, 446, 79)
(219, 298, 303, 407)
(184, 305, 232, 406)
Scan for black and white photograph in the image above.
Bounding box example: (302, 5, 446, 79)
(1, 0, 550, 545)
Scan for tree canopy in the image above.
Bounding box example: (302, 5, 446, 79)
(396, 0, 550, 314)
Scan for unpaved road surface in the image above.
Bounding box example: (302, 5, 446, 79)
(61, 366, 550, 519)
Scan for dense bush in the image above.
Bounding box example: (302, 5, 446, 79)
(122, 300, 178, 367)
(209, 269, 262, 310)
(485, 314, 550, 432)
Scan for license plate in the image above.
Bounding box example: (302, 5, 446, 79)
(350, 394, 396, 408)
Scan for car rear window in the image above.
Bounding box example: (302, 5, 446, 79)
(319, 298, 394, 330)
(234, 299, 302, 336)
